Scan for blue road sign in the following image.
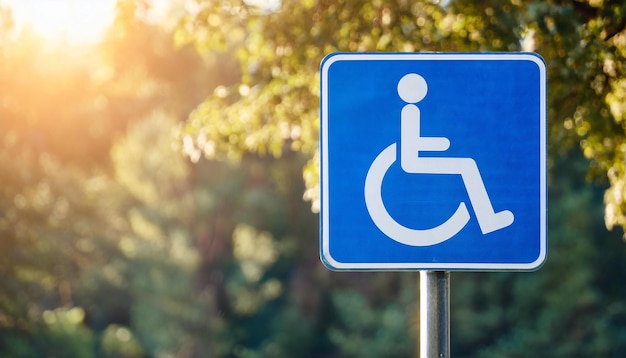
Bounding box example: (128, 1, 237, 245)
(320, 52, 547, 271)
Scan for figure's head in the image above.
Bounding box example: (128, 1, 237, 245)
(397, 73, 428, 104)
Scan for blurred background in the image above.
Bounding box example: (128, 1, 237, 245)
(1, 0, 626, 357)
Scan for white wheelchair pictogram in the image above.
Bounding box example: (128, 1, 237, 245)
(364, 73, 514, 246)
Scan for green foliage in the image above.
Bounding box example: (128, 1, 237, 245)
(100, 324, 143, 357)
(0, 1, 223, 356)
(1, 308, 95, 358)
(178, 0, 626, 234)
(329, 285, 415, 358)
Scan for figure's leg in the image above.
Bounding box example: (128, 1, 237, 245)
(412, 157, 514, 234)
(456, 159, 514, 234)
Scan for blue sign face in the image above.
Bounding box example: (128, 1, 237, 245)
(320, 53, 547, 271)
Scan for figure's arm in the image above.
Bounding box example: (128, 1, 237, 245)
(417, 137, 450, 152)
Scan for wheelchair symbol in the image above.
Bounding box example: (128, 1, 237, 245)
(364, 73, 514, 246)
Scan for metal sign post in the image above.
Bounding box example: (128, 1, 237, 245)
(420, 271, 450, 358)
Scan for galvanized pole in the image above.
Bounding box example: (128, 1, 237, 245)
(420, 271, 450, 358)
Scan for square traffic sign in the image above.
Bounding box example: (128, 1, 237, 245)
(320, 52, 547, 271)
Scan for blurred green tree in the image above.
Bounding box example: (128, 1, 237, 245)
(0, 1, 224, 356)
(1, 1, 327, 356)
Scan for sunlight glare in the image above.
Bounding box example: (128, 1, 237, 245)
(1, 0, 116, 45)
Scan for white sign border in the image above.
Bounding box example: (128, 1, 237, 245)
(320, 52, 547, 271)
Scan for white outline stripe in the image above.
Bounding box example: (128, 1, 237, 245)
(320, 52, 547, 271)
